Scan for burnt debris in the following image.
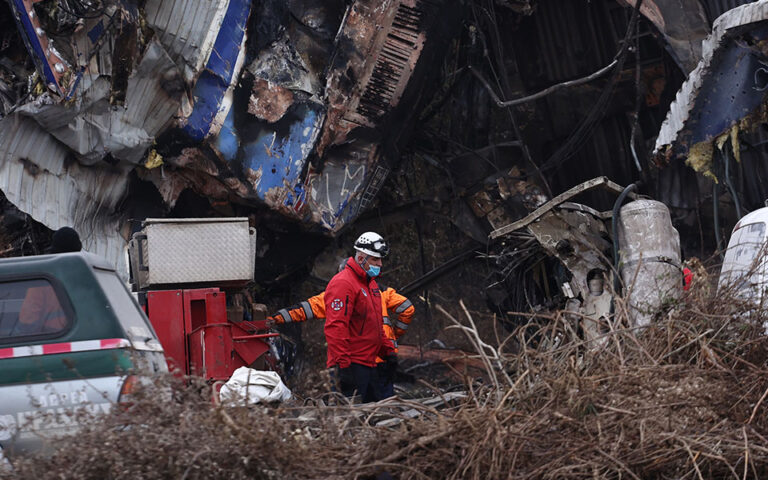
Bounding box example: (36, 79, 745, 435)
(2, 0, 768, 345)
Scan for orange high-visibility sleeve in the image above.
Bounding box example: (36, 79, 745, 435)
(275, 292, 326, 324)
(382, 288, 414, 339)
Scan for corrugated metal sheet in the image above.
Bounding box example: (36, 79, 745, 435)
(0, 115, 128, 270)
(15, 39, 181, 165)
(522, 0, 620, 85)
(700, 0, 757, 23)
(144, 0, 230, 83)
(654, 0, 768, 153)
(145, 0, 251, 141)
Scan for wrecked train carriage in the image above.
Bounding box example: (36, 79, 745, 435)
(144, 0, 461, 235)
(189, 0, 462, 232)
(0, 0, 461, 271)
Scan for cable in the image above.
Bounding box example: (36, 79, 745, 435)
(713, 181, 724, 260)
(473, 0, 552, 196)
(611, 183, 637, 295)
(469, 59, 618, 109)
(540, 0, 645, 174)
(460, 1, 646, 213)
(723, 144, 743, 218)
(629, 12, 643, 173)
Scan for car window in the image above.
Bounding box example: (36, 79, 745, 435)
(93, 269, 158, 344)
(0, 279, 71, 340)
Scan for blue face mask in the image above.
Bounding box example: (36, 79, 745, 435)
(366, 265, 381, 277)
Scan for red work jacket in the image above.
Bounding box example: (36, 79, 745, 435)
(324, 257, 395, 368)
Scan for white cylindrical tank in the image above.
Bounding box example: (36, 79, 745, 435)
(617, 199, 681, 327)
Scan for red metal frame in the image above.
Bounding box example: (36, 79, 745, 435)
(146, 288, 277, 382)
(146, 290, 187, 375)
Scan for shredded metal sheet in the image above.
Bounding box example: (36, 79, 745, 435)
(15, 39, 181, 165)
(654, 0, 768, 153)
(0, 115, 128, 270)
(144, 0, 231, 84)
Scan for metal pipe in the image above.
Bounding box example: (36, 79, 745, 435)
(713, 181, 724, 260)
(723, 145, 743, 218)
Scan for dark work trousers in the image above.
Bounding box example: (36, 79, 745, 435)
(377, 363, 394, 399)
(339, 363, 380, 403)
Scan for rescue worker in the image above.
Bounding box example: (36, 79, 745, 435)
(268, 279, 414, 398)
(323, 232, 396, 402)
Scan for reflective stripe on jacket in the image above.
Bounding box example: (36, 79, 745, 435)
(276, 295, 325, 324)
(278, 287, 414, 358)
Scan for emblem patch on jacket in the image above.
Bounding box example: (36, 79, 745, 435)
(331, 298, 344, 311)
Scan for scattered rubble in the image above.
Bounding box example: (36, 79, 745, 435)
(6, 272, 768, 479)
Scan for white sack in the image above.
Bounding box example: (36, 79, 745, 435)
(219, 367, 292, 405)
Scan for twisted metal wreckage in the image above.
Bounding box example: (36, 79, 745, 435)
(3, 0, 768, 326)
(0, 0, 458, 269)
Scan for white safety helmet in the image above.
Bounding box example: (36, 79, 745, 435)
(354, 231, 390, 258)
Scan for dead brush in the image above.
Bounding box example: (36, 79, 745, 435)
(6, 268, 768, 479)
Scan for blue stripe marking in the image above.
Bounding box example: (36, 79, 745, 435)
(182, 0, 251, 141)
(9, 0, 59, 93)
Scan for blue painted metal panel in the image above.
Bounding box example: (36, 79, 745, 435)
(182, 0, 250, 141)
(214, 106, 240, 161)
(87, 20, 105, 44)
(212, 101, 324, 208)
(243, 103, 322, 204)
(673, 24, 768, 154)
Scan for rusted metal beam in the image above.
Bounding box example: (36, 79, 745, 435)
(489, 176, 638, 239)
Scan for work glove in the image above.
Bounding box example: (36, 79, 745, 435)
(265, 315, 278, 328)
(384, 353, 398, 383)
(329, 363, 354, 392)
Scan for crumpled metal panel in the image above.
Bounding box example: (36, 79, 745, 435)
(177, 0, 251, 140)
(654, 0, 768, 157)
(201, 31, 325, 213)
(212, 98, 325, 211)
(624, 0, 710, 72)
(144, 0, 230, 83)
(15, 39, 182, 165)
(700, 0, 757, 23)
(304, 144, 384, 232)
(247, 36, 321, 96)
(318, 0, 434, 153)
(0, 115, 128, 269)
(145, 0, 251, 141)
(298, 0, 448, 232)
